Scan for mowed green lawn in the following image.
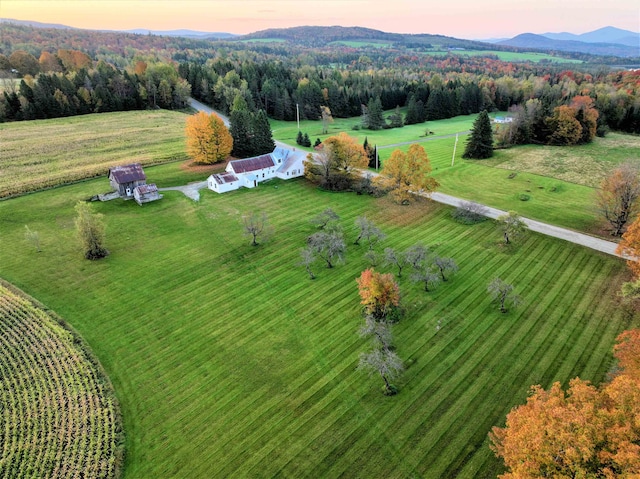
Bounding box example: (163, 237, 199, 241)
(270, 112, 484, 150)
(377, 137, 602, 233)
(0, 110, 189, 198)
(0, 172, 635, 478)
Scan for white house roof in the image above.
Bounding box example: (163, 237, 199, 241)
(211, 172, 240, 185)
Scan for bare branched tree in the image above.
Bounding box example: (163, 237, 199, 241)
(354, 216, 386, 250)
(383, 247, 409, 278)
(243, 211, 269, 246)
(308, 227, 346, 268)
(358, 348, 404, 395)
(497, 211, 527, 245)
(410, 265, 441, 292)
(298, 246, 317, 280)
(433, 256, 458, 282)
(359, 315, 393, 351)
(310, 208, 340, 230)
(488, 278, 522, 313)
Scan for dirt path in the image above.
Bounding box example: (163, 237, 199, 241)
(429, 191, 620, 257)
(158, 181, 208, 201)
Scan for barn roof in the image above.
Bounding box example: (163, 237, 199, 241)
(229, 154, 275, 174)
(211, 172, 239, 185)
(109, 163, 146, 184)
(134, 183, 158, 195)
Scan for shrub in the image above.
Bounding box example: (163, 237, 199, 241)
(451, 201, 489, 224)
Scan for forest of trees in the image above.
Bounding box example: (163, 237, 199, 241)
(1, 22, 639, 137)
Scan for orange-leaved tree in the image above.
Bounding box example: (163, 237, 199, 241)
(304, 132, 367, 191)
(490, 329, 640, 478)
(185, 111, 233, 165)
(374, 144, 439, 204)
(356, 268, 400, 320)
(597, 162, 640, 237)
(616, 214, 640, 278)
(614, 328, 640, 379)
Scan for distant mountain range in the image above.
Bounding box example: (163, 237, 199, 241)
(2, 18, 638, 58)
(0, 18, 237, 39)
(492, 26, 639, 58)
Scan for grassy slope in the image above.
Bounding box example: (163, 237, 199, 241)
(0, 110, 189, 198)
(273, 113, 640, 234)
(0, 172, 636, 478)
(424, 50, 583, 63)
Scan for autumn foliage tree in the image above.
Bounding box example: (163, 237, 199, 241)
(597, 162, 640, 236)
(356, 269, 401, 320)
(185, 111, 233, 164)
(304, 132, 368, 191)
(374, 144, 439, 204)
(490, 329, 640, 479)
(616, 215, 640, 278)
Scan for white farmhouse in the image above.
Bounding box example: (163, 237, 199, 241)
(207, 147, 307, 194)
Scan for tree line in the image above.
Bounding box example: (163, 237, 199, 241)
(1, 58, 190, 121)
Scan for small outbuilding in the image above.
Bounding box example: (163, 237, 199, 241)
(133, 183, 162, 205)
(108, 164, 147, 199)
(208, 172, 242, 194)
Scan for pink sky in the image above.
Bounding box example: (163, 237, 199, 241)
(2, 0, 639, 38)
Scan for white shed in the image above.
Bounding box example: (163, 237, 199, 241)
(208, 172, 242, 193)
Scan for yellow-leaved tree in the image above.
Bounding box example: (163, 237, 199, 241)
(374, 144, 439, 204)
(489, 329, 640, 478)
(185, 111, 233, 164)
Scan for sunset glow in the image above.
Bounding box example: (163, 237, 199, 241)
(2, 0, 638, 38)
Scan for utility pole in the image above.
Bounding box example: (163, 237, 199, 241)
(296, 104, 300, 131)
(375, 145, 379, 171)
(451, 133, 459, 167)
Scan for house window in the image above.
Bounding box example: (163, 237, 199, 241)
(262, 173, 265, 178)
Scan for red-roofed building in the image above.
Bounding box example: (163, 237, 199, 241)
(208, 147, 305, 194)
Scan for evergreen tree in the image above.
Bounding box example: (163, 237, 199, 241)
(405, 95, 421, 125)
(314, 138, 322, 147)
(389, 106, 404, 128)
(230, 109, 254, 158)
(251, 109, 275, 155)
(366, 97, 385, 130)
(296, 130, 304, 145)
(462, 110, 494, 159)
(302, 132, 311, 147)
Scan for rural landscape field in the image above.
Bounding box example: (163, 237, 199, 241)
(1, 6, 640, 479)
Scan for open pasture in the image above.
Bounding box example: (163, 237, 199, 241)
(270, 112, 485, 151)
(0, 174, 634, 478)
(0, 110, 189, 198)
(425, 49, 583, 63)
(486, 132, 640, 188)
(329, 40, 392, 48)
(377, 137, 601, 232)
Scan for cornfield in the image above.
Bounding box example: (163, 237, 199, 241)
(0, 284, 123, 479)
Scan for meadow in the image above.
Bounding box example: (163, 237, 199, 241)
(0, 173, 636, 478)
(423, 49, 584, 63)
(270, 112, 480, 149)
(0, 110, 190, 198)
